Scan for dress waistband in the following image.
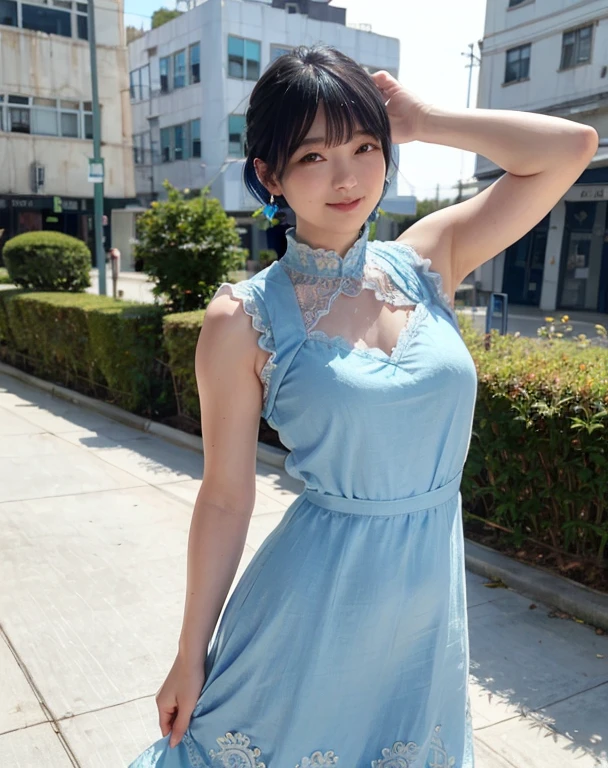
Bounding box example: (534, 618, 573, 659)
(303, 473, 462, 516)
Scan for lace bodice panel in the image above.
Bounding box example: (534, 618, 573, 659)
(212, 223, 456, 416)
(281, 259, 419, 360)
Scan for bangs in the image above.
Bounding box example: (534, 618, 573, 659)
(273, 67, 389, 174)
(243, 44, 394, 208)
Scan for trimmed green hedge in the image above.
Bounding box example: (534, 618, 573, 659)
(163, 310, 204, 420)
(0, 291, 170, 413)
(3, 231, 91, 292)
(0, 268, 12, 285)
(460, 320, 608, 573)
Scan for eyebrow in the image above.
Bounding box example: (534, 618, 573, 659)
(297, 129, 372, 148)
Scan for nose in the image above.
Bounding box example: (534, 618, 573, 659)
(332, 162, 358, 192)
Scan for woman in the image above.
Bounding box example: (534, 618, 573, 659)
(129, 45, 597, 768)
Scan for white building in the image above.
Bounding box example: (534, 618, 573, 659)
(0, 0, 135, 260)
(128, 0, 411, 261)
(474, 0, 608, 313)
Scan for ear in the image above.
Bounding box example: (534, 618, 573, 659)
(254, 158, 283, 198)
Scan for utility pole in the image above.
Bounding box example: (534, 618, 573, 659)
(456, 42, 481, 202)
(87, 0, 106, 295)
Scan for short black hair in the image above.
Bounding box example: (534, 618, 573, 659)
(243, 44, 395, 211)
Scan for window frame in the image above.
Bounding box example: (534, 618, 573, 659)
(190, 118, 201, 158)
(228, 113, 246, 157)
(227, 35, 261, 81)
(2, 0, 88, 39)
(189, 42, 201, 84)
(560, 24, 593, 71)
(160, 126, 172, 163)
(504, 43, 531, 85)
(173, 49, 187, 89)
(159, 56, 171, 94)
(0, 93, 92, 139)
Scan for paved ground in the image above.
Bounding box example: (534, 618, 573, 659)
(0, 371, 607, 767)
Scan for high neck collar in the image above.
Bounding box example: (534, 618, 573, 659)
(281, 223, 370, 279)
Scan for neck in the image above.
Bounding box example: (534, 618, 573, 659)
(293, 220, 363, 258)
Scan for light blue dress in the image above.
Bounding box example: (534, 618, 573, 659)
(130, 222, 477, 768)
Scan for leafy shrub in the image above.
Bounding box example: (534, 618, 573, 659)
(163, 310, 204, 420)
(133, 183, 246, 313)
(0, 267, 12, 285)
(0, 291, 169, 413)
(2, 231, 91, 292)
(460, 318, 608, 578)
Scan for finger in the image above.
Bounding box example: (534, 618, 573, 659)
(169, 715, 190, 749)
(158, 705, 176, 737)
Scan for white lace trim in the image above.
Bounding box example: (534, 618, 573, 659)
(281, 261, 417, 335)
(214, 283, 277, 410)
(204, 725, 455, 767)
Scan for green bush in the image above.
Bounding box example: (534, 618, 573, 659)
(0, 267, 12, 285)
(461, 318, 608, 574)
(2, 231, 91, 292)
(163, 310, 204, 420)
(134, 183, 246, 313)
(0, 291, 170, 413)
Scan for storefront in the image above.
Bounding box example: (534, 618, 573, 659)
(476, 166, 608, 313)
(0, 195, 137, 265)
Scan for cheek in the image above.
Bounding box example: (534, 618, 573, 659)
(282, 166, 328, 202)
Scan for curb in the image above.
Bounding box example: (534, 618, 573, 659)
(464, 539, 608, 631)
(1, 361, 607, 630)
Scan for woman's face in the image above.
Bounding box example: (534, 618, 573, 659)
(259, 104, 387, 239)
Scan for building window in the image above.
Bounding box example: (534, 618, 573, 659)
(160, 127, 171, 162)
(228, 114, 246, 156)
(173, 50, 186, 89)
(77, 12, 87, 40)
(228, 35, 261, 81)
(190, 118, 201, 157)
(133, 133, 146, 165)
(130, 70, 138, 101)
(0, 0, 17, 26)
(560, 25, 593, 70)
(270, 44, 293, 62)
(504, 43, 530, 84)
(160, 57, 170, 93)
(189, 43, 200, 84)
(21, 3, 71, 37)
(174, 124, 186, 160)
(31, 97, 58, 135)
(0, 93, 93, 138)
(130, 65, 150, 101)
(285, 2, 298, 12)
(2, 0, 87, 38)
(8, 96, 30, 134)
(508, 0, 531, 6)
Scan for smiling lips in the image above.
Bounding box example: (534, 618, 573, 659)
(326, 198, 363, 212)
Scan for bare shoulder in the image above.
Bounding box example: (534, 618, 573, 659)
(394, 213, 456, 297)
(196, 289, 266, 378)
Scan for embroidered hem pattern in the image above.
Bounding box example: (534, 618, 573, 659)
(183, 725, 456, 767)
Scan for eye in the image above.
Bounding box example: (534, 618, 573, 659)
(300, 152, 323, 163)
(357, 142, 379, 154)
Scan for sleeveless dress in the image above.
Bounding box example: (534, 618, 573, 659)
(129, 222, 478, 768)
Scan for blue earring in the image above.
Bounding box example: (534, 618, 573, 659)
(263, 194, 279, 221)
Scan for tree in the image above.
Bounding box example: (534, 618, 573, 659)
(133, 183, 247, 312)
(151, 8, 183, 28)
(126, 25, 145, 43)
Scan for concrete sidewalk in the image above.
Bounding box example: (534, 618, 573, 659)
(0, 372, 606, 768)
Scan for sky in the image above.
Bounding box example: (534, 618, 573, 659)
(123, 0, 488, 201)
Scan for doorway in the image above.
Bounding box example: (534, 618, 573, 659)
(502, 214, 549, 305)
